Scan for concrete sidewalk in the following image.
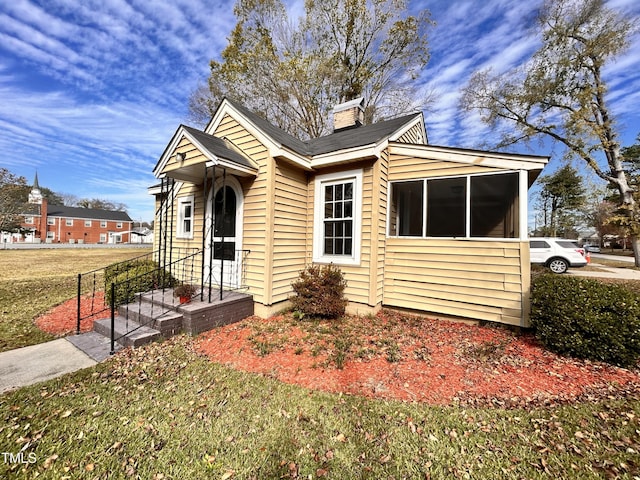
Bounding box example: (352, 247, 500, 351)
(566, 262, 640, 280)
(0, 333, 120, 394)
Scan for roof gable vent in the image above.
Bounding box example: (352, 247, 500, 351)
(333, 97, 364, 132)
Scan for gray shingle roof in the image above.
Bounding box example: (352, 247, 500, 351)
(224, 98, 421, 157)
(182, 125, 257, 171)
(46, 205, 132, 222)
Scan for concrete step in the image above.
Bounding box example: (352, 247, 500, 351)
(118, 302, 183, 337)
(93, 316, 161, 348)
(67, 331, 123, 361)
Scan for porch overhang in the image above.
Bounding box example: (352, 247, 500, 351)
(154, 124, 259, 183)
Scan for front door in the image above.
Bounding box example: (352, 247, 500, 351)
(204, 181, 243, 289)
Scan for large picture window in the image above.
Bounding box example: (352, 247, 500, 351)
(313, 169, 362, 265)
(388, 172, 520, 239)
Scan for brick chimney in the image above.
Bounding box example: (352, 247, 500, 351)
(333, 97, 364, 132)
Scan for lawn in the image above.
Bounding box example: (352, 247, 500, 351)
(0, 249, 639, 479)
(0, 248, 151, 352)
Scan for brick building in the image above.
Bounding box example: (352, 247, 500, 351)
(15, 175, 133, 244)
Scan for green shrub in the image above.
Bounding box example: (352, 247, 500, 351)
(531, 273, 640, 368)
(104, 258, 158, 286)
(290, 264, 348, 319)
(105, 260, 175, 307)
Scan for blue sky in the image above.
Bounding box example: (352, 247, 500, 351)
(1, 0, 639, 224)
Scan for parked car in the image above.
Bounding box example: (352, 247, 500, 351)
(584, 244, 601, 253)
(529, 238, 587, 274)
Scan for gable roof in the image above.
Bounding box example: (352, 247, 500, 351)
(153, 124, 259, 181)
(306, 113, 423, 156)
(181, 125, 257, 171)
(46, 205, 132, 222)
(205, 98, 425, 168)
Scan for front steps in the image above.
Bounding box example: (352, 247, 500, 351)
(86, 288, 254, 351)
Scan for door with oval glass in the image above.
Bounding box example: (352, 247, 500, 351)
(204, 179, 243, 289)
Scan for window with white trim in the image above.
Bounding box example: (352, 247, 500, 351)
(66, 218, 73, 226)
(100, 221, 107, 228)
(388, 172, 519, 239)
(313, 170, 362, 265)
(47, 218, 55, 225)
(46, 231, 55, 240)
(25, 216, 34, 224)
(177, 195, 195, 239)
(85, 220, 92, 227)
(100, 233, 107, 243)
(116, 222, 123, 229)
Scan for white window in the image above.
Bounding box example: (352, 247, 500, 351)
(46, 231, 55, 240)
(177, 196, 195, 239)
(66, 219, 73, 226)
(313, 170, 362, 265)
(100, 233, 107, 243)
(85, 220, 92, 227)
(100, 221, 107, 228)
(116, 222, 123, 229)
(47, 218, 55, 226)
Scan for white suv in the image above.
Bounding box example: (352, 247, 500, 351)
(529, 238, 587, 274)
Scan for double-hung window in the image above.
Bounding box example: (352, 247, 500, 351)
(313, 170, 362, 265)
(177, 195, 195, 239)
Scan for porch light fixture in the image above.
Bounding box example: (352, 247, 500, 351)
(175, 152, 186, 165)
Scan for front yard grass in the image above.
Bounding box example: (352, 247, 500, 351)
(0, 248, 150, 352)
(2, 336, 639, 479)
(1, 248, 639, 478)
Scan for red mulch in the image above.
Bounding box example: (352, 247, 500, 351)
(35, 292, 107, 336)
(194, 310, 640, 408)
(35, 298, 640, 407)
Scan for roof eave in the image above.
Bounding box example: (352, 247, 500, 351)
(389, 143, 550, 171)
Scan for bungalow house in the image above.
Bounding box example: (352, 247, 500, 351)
(151, 98, 548, 327)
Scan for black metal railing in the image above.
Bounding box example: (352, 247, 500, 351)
(106, 249, 202, 354)
(76, 247, 199, 334)
(77, 247, 250, 353)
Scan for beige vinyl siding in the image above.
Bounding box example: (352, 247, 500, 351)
(395, 124, 425, 144)
(310, 161, 375, 306)
(214, 114, 270, 304)
(388, 154, 508, 181)
(271, 160, 309, 302)
(383, 238, 529, 326)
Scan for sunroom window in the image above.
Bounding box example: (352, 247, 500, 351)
(389, 181, 423, 236)
(388, 172, 520, 239)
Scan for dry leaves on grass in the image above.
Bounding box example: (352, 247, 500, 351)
(195, 310, 640, 408)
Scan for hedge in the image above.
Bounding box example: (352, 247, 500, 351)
(531, 273, 640, 368)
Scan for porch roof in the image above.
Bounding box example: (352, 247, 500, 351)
(154, 124, 259, 182)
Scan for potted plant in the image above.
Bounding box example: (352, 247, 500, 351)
(174, 283, 198, 304)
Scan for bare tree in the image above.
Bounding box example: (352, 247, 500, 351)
(461, 0, 640, 264)
(190, 0, 433, 138)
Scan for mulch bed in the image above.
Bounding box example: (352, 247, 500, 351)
(195, 310, 640, 408)
(36, 297, 640, 407)
(35, 292, 107, 336)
